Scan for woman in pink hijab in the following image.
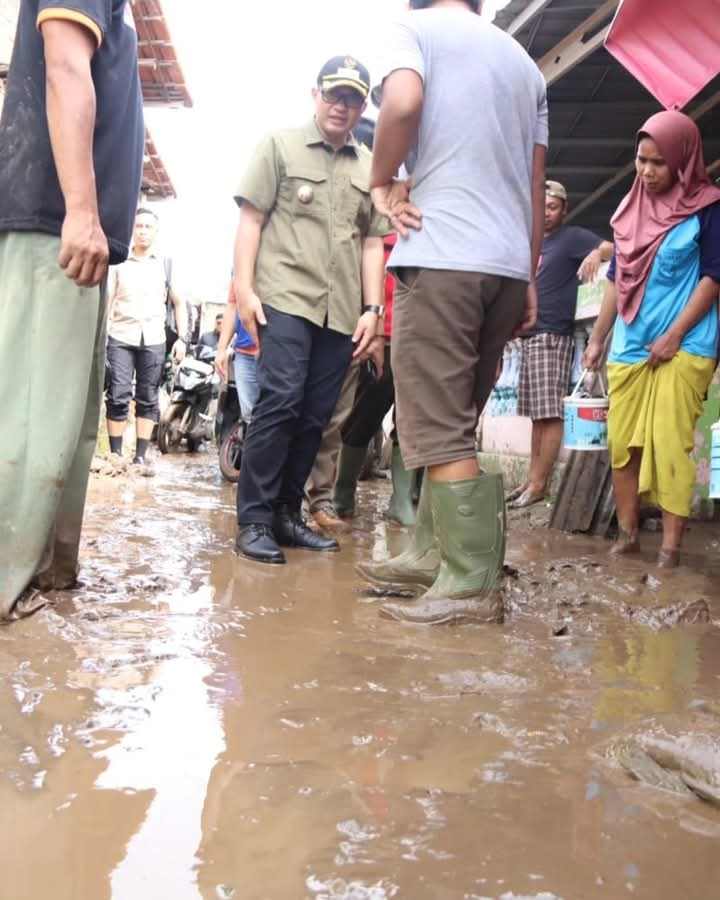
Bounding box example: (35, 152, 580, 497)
(584, 110, 720, 567)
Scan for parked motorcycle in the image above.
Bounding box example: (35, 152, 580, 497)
(218, 419, 245, 483)
(215, 368, 244, 483)
(157, 344, 219, 454)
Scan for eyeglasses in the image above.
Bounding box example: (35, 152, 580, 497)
(320, 89, 365, 110)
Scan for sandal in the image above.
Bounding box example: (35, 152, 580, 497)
(505, 484, 527, 503)
(508, 489, 547, 509)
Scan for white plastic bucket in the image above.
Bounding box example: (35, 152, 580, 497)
(563, 370, 609, 452)
(710, 421, 720, 499)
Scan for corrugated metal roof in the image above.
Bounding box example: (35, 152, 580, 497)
(604, 0, 720, 110)
(494, 0, 720, 234)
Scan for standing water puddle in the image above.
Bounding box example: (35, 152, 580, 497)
(1, 453, 719, 900)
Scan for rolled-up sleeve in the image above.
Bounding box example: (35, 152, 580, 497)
(37, 1, 108, 48)
(234, 135, 282, 213)
(367, 208, 392, 239)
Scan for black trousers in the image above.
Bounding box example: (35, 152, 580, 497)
(237, 306, 354, 526)
(342, 342, 396, 448)
(106, 335, 165, 421)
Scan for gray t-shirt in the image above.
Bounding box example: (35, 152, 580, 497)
(380, 8, 548, 280)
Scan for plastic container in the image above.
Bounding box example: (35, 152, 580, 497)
(563, 370, 609, 451)
(710, 421, 720, 499)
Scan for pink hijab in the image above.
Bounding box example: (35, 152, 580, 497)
(610, 110, 720, 324)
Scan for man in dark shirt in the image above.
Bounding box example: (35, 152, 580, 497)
(0, 0, 144, 619)
(198, 313, 224, 353)
(511, 181, 613, 507)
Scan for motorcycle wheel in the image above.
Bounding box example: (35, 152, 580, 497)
(218, 421, 243, 483)
(186, 436, 202, 453)
(157, 402, 186, 454)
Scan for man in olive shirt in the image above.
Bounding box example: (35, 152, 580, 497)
(233, 56, 388, 564)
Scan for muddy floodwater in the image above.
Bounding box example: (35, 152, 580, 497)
(2, 453, 720, 900)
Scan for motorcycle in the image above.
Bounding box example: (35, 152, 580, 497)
(157, 344, 219, 454)
(215, 361, 244, 483)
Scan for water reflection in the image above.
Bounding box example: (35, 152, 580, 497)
(2, 456, 720, 900)
(95, 586, 225, 900)
(593, 629, 700, 724)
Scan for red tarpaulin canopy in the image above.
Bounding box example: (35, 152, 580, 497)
(605, 0, 720, 110)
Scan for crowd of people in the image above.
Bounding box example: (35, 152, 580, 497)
(1, 0, 719, 624)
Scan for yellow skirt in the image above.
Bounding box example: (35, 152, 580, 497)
(607, 350, 716, 517)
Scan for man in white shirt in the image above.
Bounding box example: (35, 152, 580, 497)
(105, 208, 187, 464)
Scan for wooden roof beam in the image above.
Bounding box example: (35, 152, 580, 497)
(550, 137, 631, 148)
(539, 0, 619, 87)
(506, 0, 555, 36)
(547, 165, 622, 176)
(566, 87, 720, 223)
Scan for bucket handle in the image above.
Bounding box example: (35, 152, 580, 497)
(570, 368, 607, 399)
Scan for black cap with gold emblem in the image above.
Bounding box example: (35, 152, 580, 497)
(317, 56, 371, 98)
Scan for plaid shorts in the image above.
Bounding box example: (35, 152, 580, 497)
(517, 333, 574, 420)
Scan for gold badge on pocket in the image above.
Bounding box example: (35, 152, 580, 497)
(297, 185, 314, 205)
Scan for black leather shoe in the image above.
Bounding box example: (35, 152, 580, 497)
(273, 507, 340, 552)
(235, 524, 286, 564)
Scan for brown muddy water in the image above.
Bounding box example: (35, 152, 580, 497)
(1, 453, 720, 900)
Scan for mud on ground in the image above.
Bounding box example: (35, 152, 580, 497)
(1, 452, 719, 900)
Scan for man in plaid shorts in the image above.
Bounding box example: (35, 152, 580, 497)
(510, 181, 613, 507)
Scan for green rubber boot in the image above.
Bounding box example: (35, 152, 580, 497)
(386, 444, 417, 526)
(356, 474, 440, 590)
(332, 444, 368, 518)
(380, 473, 506, 624)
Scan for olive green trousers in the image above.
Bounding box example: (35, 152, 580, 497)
(0, 232, 106, 619)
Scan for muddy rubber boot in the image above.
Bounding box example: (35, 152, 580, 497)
(356, 475, 439, 590)
(386, 444, 417, 526)
(380, 473, 505, 625)
(333, 444, 367, 518)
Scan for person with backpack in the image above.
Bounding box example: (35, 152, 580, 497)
(105, 208, 188, 465)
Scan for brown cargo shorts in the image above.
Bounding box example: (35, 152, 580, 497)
(391, 267, 527, 470)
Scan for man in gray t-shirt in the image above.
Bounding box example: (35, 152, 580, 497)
(357, 0, 548, 626)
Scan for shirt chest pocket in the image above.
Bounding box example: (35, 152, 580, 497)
(282, 168, 328, 220)
(339, 174, 372, 235)
(653, 236, 699, 285)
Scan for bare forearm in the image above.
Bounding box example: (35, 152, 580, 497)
(361, 237, 385, 310)
(370, 71, 423, 188)
(218, 301, 236, 352)
(171, 291, 188, 339)
(599, 240, 614, 261)
(591, 282, 619, 343)
(529, 144, 546, 277)
(44, 25, 98, 215)
(106, 269, 118, 318)
(371, 115, 418, 188)
(669, 276, 719, 340)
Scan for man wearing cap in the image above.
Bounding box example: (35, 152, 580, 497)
(359, 0, 548, 625)
(509, 180, 614, 508)
(232, 56, 388, 565)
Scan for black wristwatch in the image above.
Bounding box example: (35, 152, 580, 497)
(363, 305, 385, 315)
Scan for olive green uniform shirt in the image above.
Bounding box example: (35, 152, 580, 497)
(235, 119, 390, 336)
